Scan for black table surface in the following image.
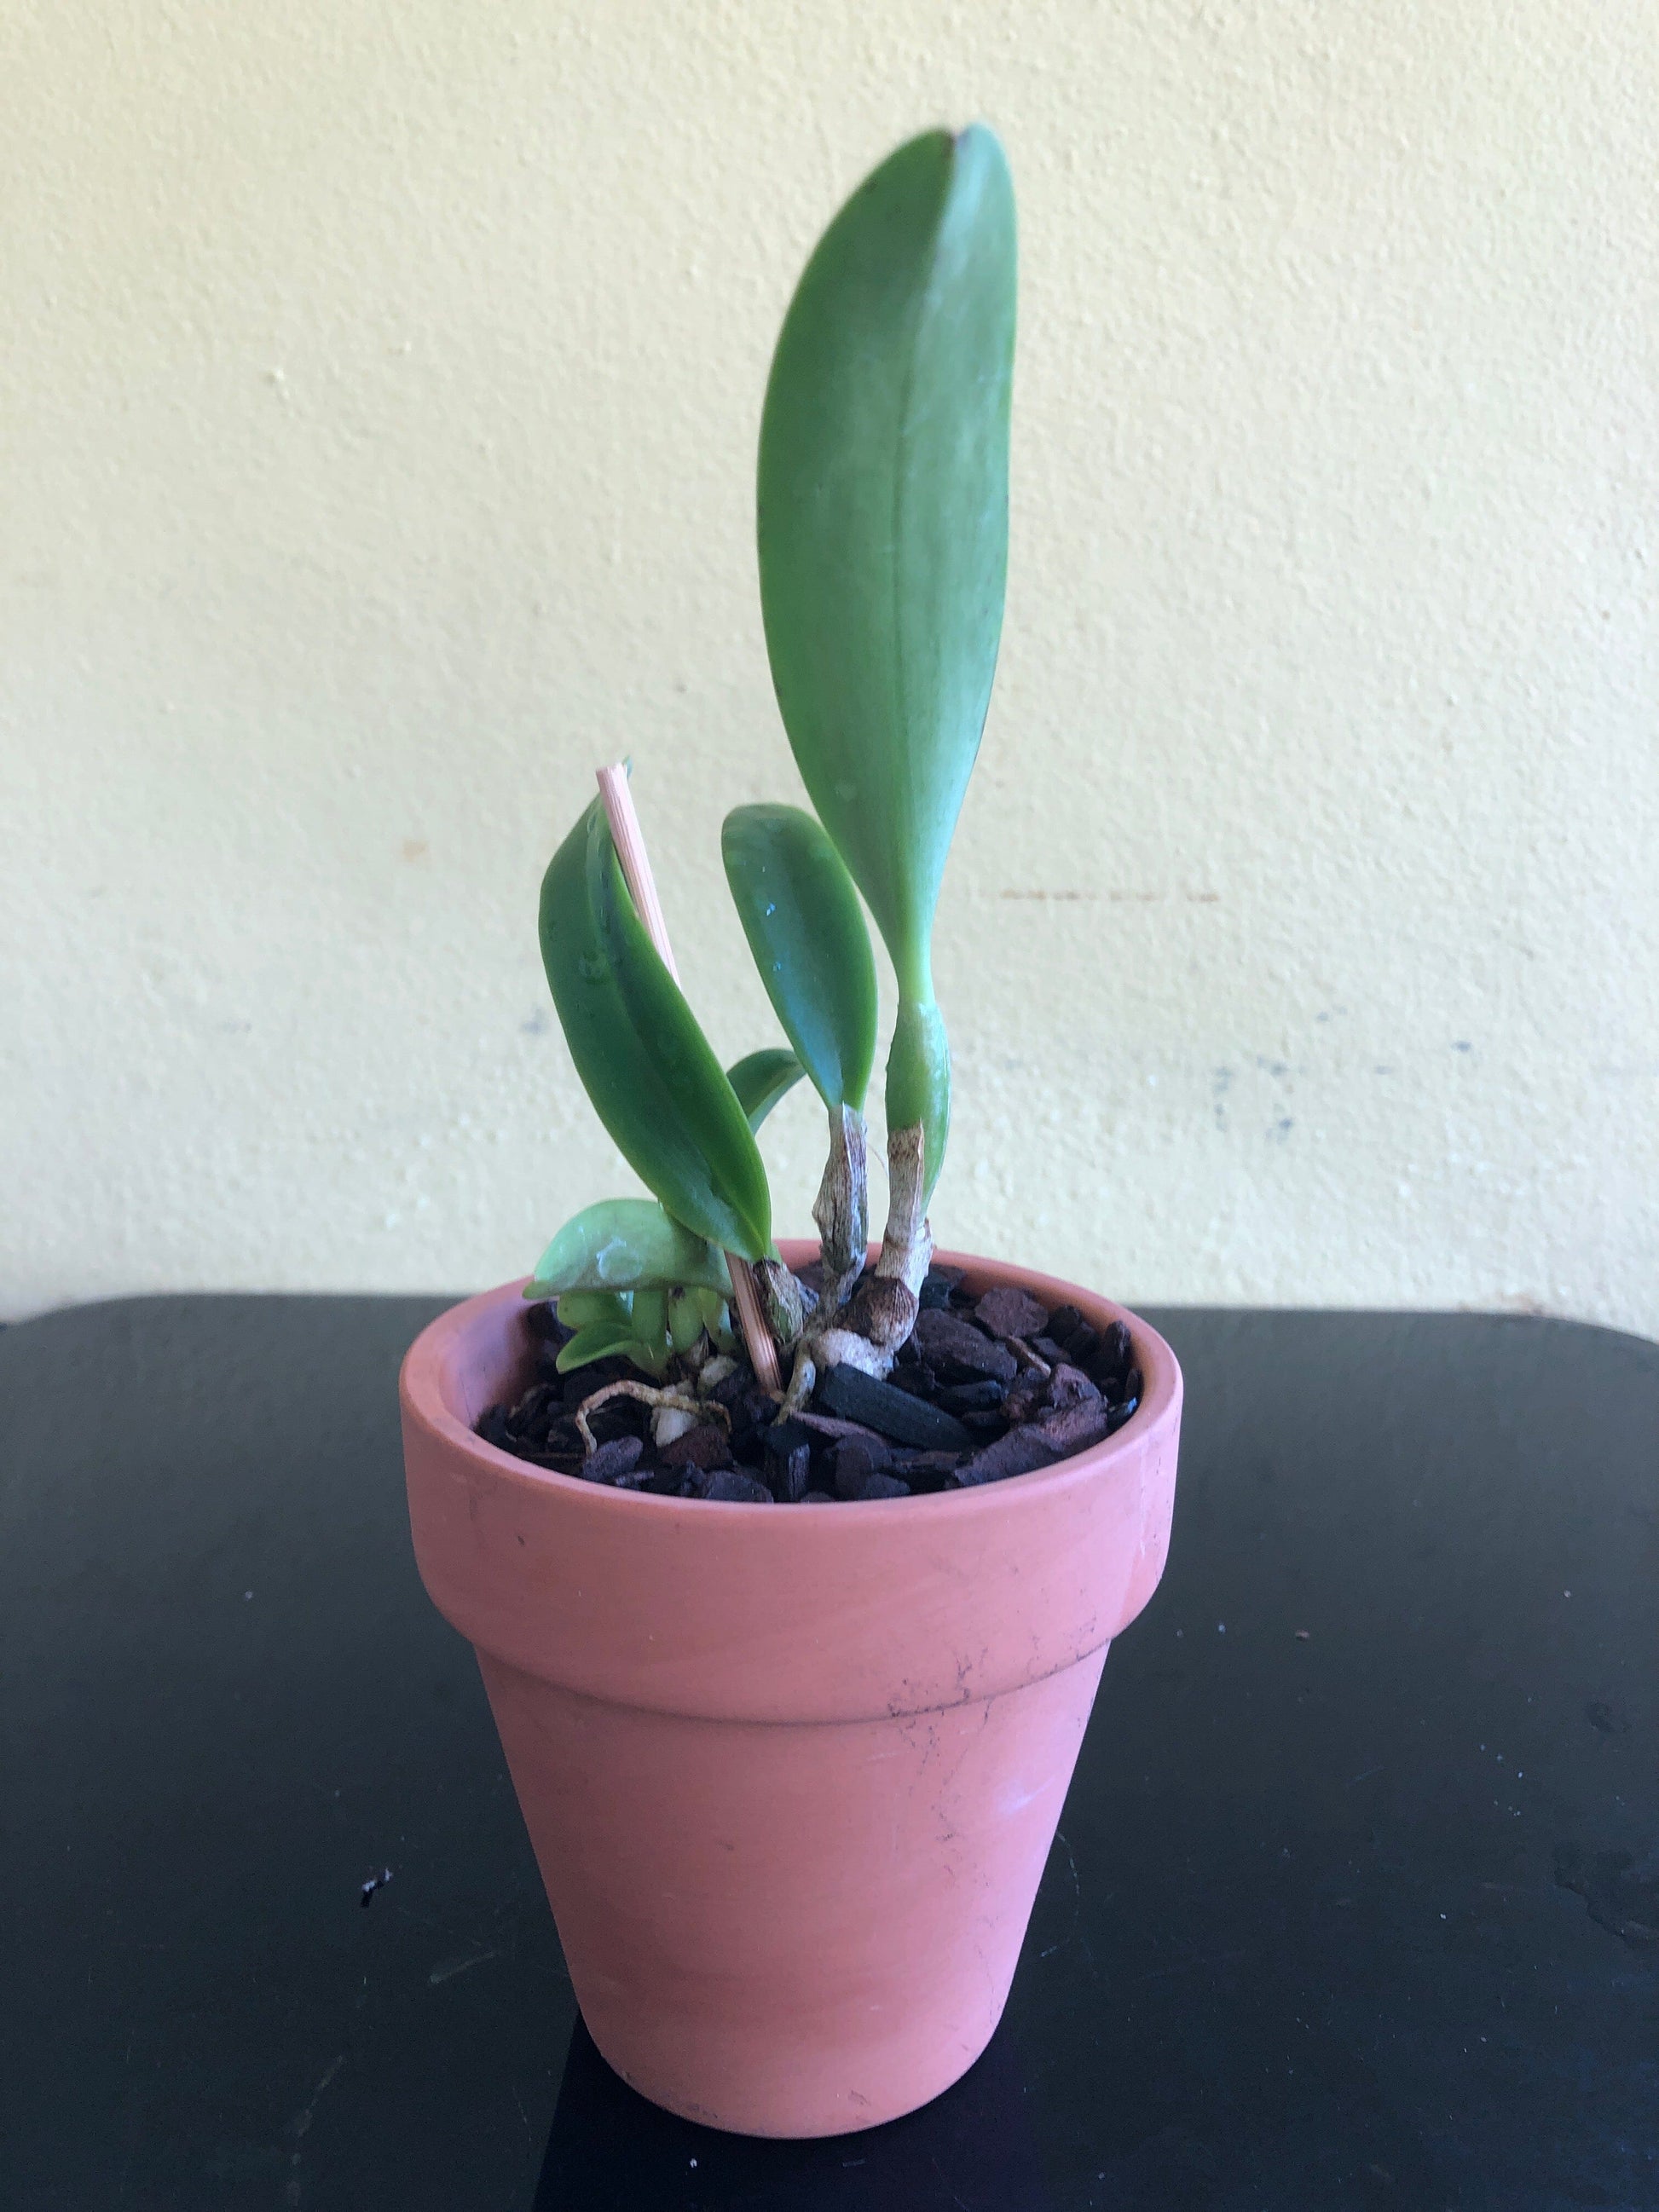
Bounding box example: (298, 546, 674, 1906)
(3, 1296, 1656, 2211)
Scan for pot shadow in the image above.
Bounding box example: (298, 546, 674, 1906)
(530, 2012, 1056, 2211)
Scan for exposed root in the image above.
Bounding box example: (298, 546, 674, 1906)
(811, 1325, 893, 1377)
(781, 1343, 817, 1416)
(574, 1379, 728, 1458)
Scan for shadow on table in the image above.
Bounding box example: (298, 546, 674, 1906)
(531, 2011, 1056, 2210)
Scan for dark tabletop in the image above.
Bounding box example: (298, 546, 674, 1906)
(3, 1297, 1656, 2211)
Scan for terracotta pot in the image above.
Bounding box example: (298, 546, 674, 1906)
(400, 1246, 1182, 2137)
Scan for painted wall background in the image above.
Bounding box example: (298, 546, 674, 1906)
(4, 2, 1656, 1335)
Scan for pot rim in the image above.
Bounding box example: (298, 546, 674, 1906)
(401, 1243, 1179, 1525)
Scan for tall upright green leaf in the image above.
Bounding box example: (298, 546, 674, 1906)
(539, 799, 773, 1259)
(757, 125, 1016, 1198)
(722, 805, 877, 1112)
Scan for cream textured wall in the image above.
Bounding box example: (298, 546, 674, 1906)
(4, 3, 1656, 1336)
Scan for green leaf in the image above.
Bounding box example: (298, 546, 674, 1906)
(722, 806, 877, 1112)
(539, 799, 773, 1259)
(667, 1289, 705, 1354)
(555, 1318, 645, 1373)
(555, 1290, 633, 1331)
(695, 1287, 737, 1353)
(725, 1047, 806, 1132)
(756, 127, 1015, 998)
(886, 996, 950, 1210)
(526, 1200, 732, 1298)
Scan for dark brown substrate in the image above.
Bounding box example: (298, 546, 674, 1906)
(476, 1266, 1144, 1504)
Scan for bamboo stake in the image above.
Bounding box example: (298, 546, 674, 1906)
(596, 763, 783, 1394)
(596, 764, 681, 985)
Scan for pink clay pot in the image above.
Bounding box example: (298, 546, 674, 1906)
(400, 1245, 1181, 2137)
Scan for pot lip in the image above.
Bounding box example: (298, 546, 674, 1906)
(401, 1244, 1181, 1522)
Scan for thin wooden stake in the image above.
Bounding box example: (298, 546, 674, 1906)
(596, 764, 681, 985)
(724, 1261, 782, 1397)
(595, 762, 783, 1394)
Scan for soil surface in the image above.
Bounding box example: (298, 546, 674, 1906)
(476, 1265, 1144, 1504)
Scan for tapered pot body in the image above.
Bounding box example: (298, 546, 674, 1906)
(401, 1246, 1181, 2136)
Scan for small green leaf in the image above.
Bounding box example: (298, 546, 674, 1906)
(555, 1318, 644, 1372)
(527, 1200, 731, 1298)
(695, 1287, 737, 1353)
(629, 1287, 668, 1346)
(540, 799, 773, 1258)
(725, 1047, 806, 1132)
(668, 1288, 704, 1354)
(556, 1290, 633, 1331)
(722, 806, 877, 1112)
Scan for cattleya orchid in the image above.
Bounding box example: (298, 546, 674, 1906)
(530, 126, 1016, 1409)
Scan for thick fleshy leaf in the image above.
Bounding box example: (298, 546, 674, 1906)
(756, 127, 1015, 996)
(555, 1318, 646, 1373)
(722, 806, 877, 1112)
(725, 1047, 806, 1132)
(696, 1288, 737, 1353)
(555, 1290, 633, 1331)
(526, 1200, 731, 1298)
(539, 799, 773, 1260)
(667, 1289, 704, 1354)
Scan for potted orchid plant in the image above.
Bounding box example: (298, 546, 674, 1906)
(400, 124, 1182, 2139)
